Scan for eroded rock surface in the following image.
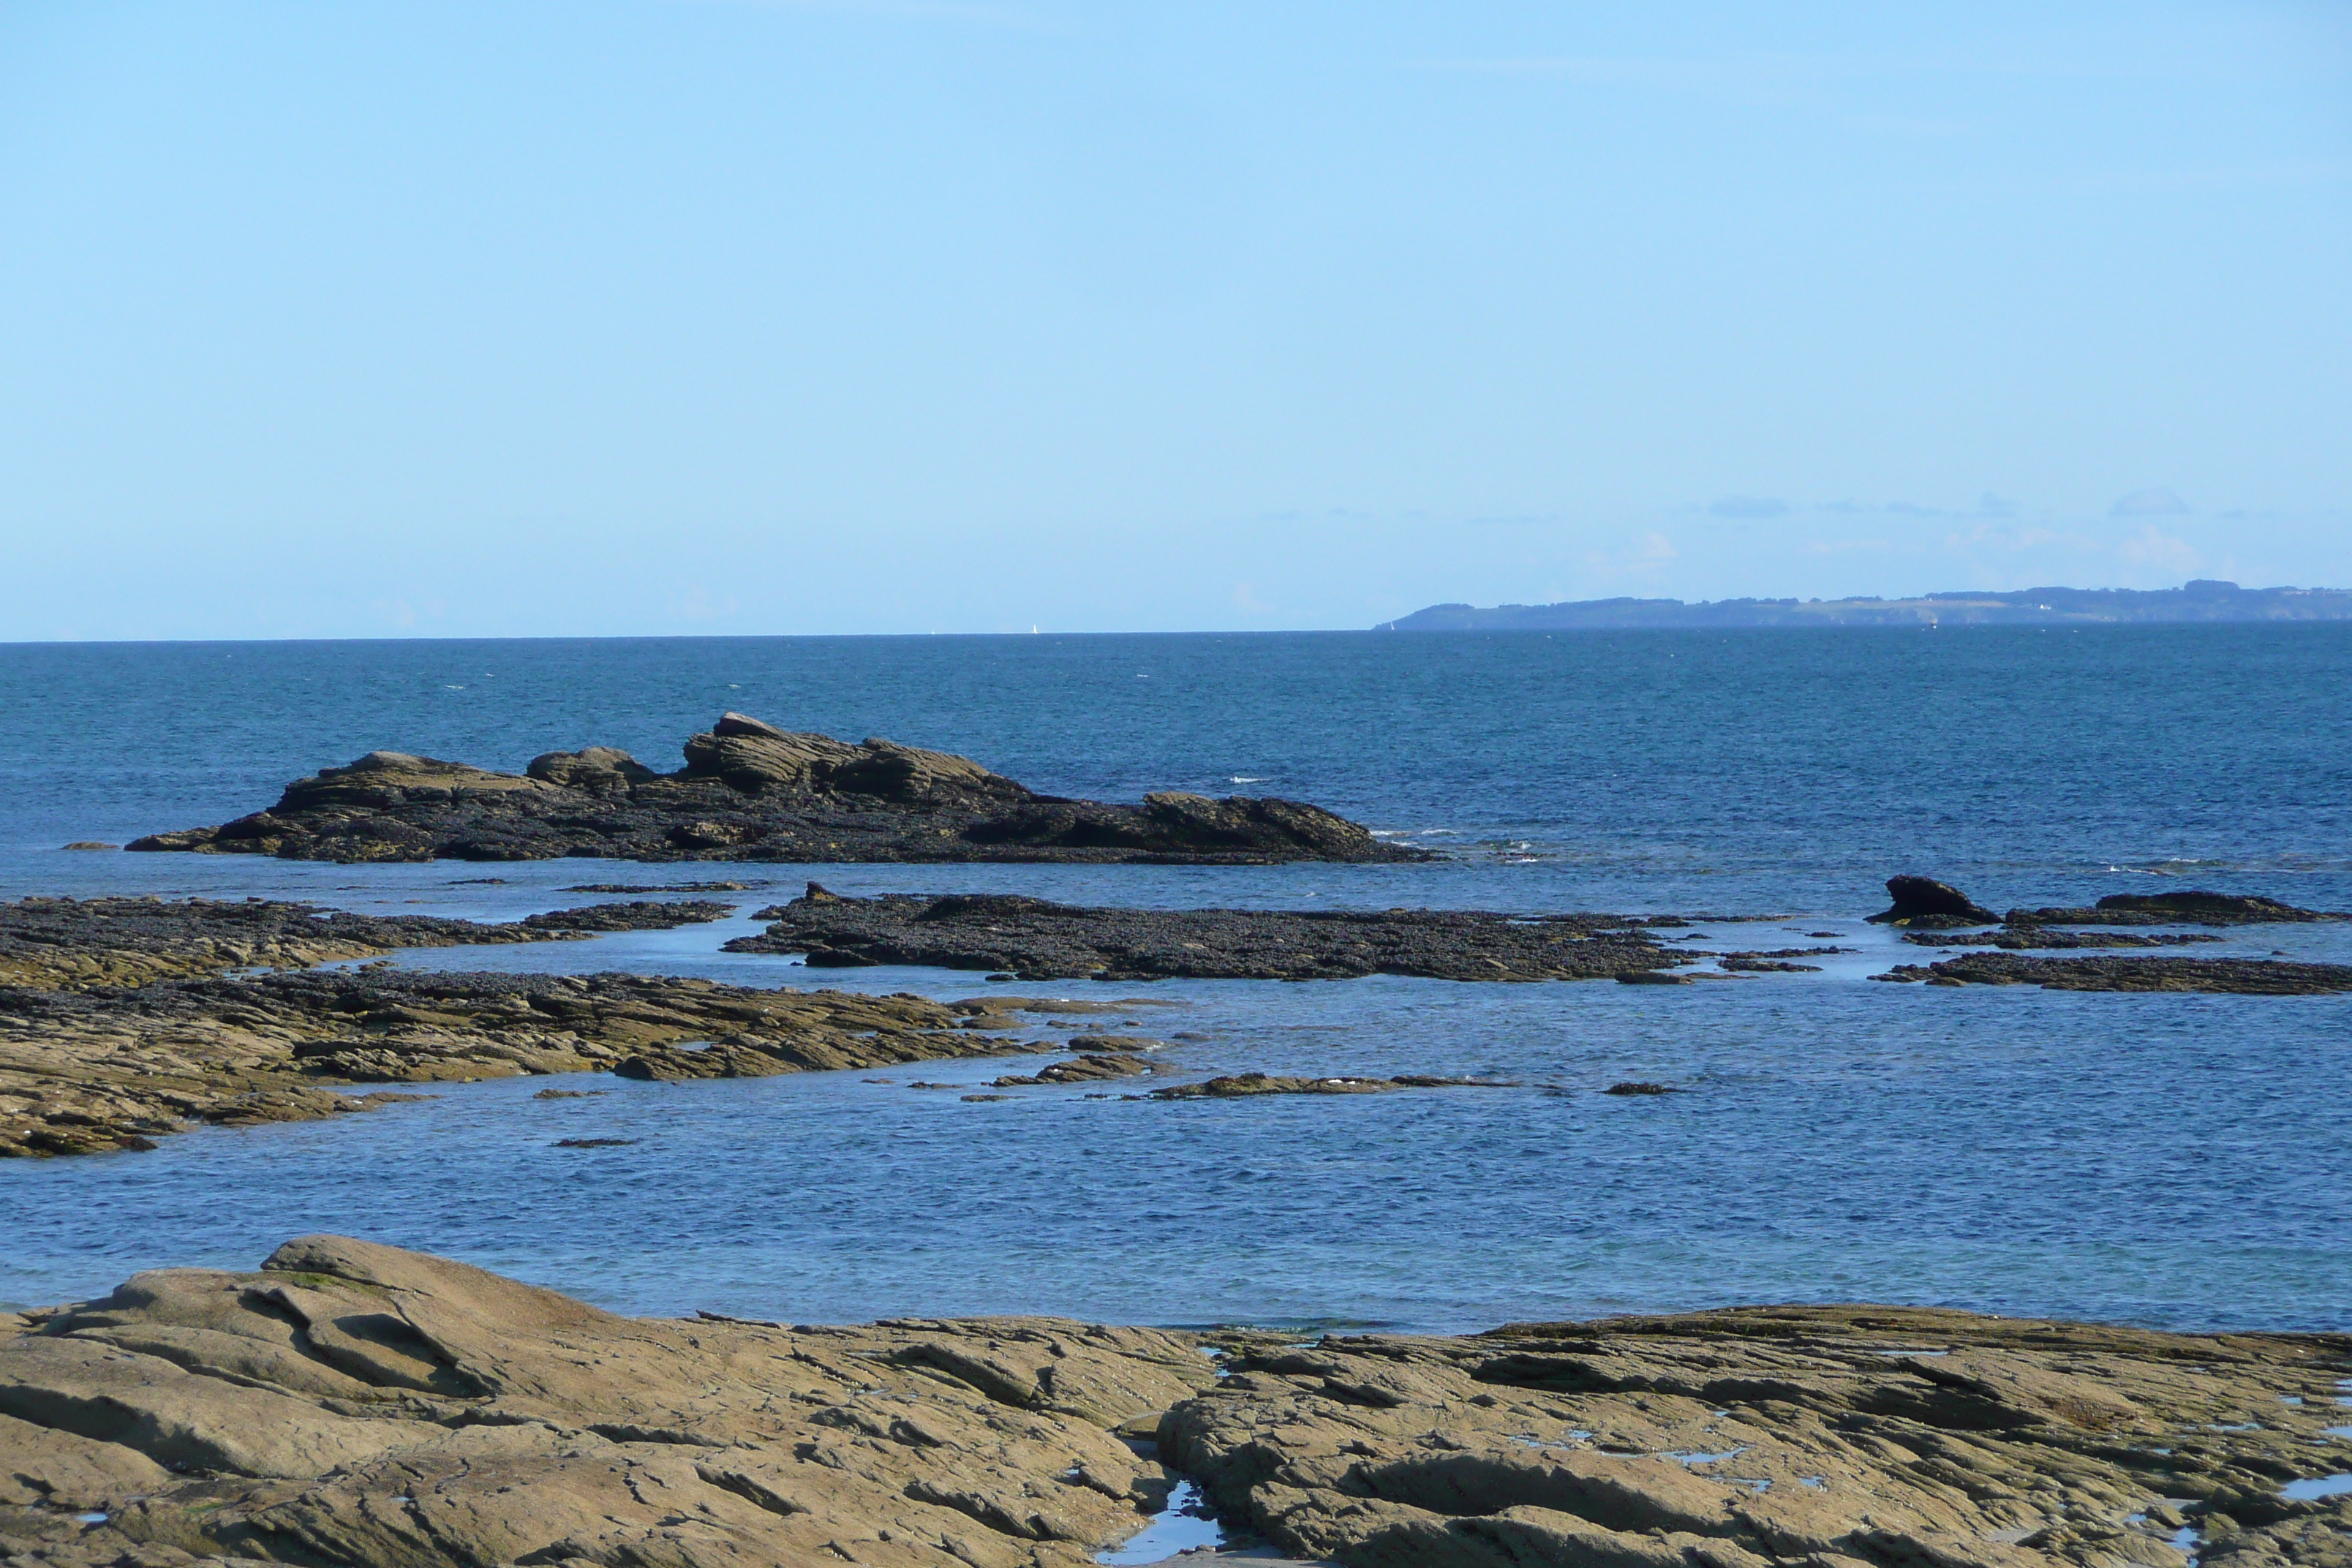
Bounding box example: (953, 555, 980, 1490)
(726, 886, 1688, 982)
(0, 1236, 1214, 1568)
(1164, 1304, 2352, 1568)
(7, 1248, 2349, 1568)
(127, 713, 1421, 866)
(1873, 954, 2352, 994)
(0, 968, 1049, 1157)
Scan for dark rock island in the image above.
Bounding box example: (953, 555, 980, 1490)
(725, 885, 1693, 981)
(127, 712, 1422, 866)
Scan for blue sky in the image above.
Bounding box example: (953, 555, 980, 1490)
(3, 1, 2347, 637)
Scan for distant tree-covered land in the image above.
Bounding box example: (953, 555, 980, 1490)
(1374, 581, 2352, 630)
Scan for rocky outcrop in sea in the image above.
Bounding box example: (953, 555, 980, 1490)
(724, 884, 1694, 981)
(1875, 952, 2352, 994)
(4, 1239, 2347, 1568)
(126, 712, 1422, 866)
(0, 895, 1108, 1158)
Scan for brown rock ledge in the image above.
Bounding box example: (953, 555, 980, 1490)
(0, 896, 602, 992)
(0, 965, 1070, 1158)
(124, 712, 1425, 866)
(5, 1243, 2348, 1568)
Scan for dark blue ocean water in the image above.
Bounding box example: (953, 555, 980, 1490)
(2, 627, 2348, 1331)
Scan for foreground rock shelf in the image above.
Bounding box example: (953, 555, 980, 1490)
(125, 712, 1422, 866)
(4, 1239, 2348, 1568)
(726, 886, 1697, 981)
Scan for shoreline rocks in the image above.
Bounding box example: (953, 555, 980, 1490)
(6, 1240, 2348, 1568)
(0, 896, 1093, 1157)
(125, 712, 1425, 867)
(725, 885, 1692, 982)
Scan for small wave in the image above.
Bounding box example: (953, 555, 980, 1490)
(1229, 776, 1263, 783)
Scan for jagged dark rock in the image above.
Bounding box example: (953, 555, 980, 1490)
(1867, 875, 2002, 927)
(124, 712, 1423, 866)
(1872, 953, 2352, 994)
(2006, 891, 2350, 927)
(723, 886, 1689, 982)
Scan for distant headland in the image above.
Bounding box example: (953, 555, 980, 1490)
(1374, 579, 2352, 631)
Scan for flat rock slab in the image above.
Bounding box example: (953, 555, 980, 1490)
(0, 1236, 1215, 1568)
(125, 712, 1423, 866)
(0, 965, 1072, 1158)
(2010, 892, 2348, 927)
(1164, 1303, 2352, 1568)
(518, 899, 736, 931)
(0, 895, 593, 991)
(725, 887, 1688, 982)
(1904, 930, 2224, 949)
(6, 1243, 2348, 1568)
(1874, 953, 2352, 994)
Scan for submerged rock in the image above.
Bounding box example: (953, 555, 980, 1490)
(125, 712, 1423, 866)
(1867, 875, 2002, 927)
(727, 886, 1689, 982)
(1147, 1072, 1514, 1098)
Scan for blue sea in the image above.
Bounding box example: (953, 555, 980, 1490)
(2, 627, 2348, 1332)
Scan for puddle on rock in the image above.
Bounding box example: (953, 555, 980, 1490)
(1098, 1480, 1226, 1564)
(2280, 1474, 2352, 1501)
